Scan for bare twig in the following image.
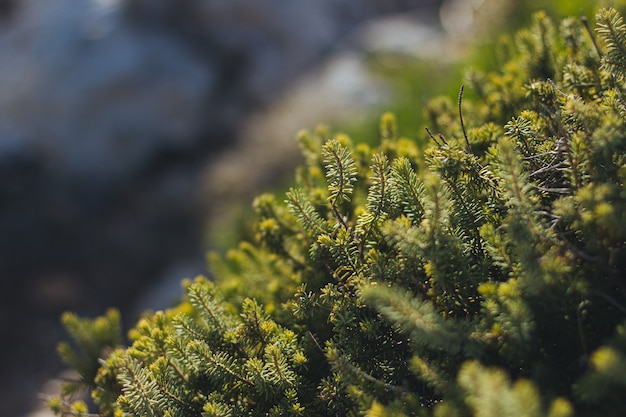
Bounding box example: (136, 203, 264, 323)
(458, 85, 472, 153)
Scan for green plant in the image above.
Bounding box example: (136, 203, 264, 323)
(52, 7, 626, 417)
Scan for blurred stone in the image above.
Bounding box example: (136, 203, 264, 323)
(440, 0, 514, 41)
(0, 0, 215, 184)
(348, 13, 446, 58)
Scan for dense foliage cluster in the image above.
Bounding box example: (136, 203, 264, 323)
(52, 7, 626, 417)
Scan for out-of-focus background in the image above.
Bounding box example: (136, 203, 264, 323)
(0, 0, 601, 416)
(0, 1, 442, 415)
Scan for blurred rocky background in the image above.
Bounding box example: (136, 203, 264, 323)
(0, 0, 462, 415)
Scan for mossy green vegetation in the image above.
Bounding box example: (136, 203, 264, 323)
(52, 7, 626, 417)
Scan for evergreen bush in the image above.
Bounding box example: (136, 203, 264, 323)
(51, 7, 626, 417)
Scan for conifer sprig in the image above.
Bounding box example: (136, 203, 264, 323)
(117, 358, 161, 417)
(389, 156, 425, 224)
(356, 152, 391, 251)
(286, 187, 328, 236)
(597, 8, 626, 79)
(361, 284, 464, 354)
(322, 138, 358, 211)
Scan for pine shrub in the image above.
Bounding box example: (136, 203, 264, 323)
(52, 8, 626, 417)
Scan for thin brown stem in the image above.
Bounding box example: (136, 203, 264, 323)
(458, 85, 472, 153)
